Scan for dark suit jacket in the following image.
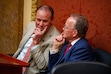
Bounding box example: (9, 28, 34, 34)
(48, 38, 96, 71)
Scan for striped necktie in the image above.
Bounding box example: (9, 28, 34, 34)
(22, 43, 33, 73)
(64, 43, 72, 55)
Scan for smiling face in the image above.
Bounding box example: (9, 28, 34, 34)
(62, 17, 78, 42)
(35, 9, 52, 31)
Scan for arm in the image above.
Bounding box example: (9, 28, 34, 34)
(29, 26, 49, 69)
(30, 44, 48, 69)
(48, 52, 60, 71)
(48, 34, 65, 71)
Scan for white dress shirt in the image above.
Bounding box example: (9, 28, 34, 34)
(17, 34, 38, 60)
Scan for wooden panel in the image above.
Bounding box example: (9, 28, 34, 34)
(0, 66, 22, 74)
(0, 0, 23, 54)
(0, 53, 29, 74)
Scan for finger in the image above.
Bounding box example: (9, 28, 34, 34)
(57, 34, 64, 41)
(33, 28, 41, 34)
(41, 26, 48, 34)
(55, 38, 61, 42)
(60, 34, 63, 40)
(55, 37, 63, 42)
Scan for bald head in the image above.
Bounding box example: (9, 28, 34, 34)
(36, 5, 54, 20)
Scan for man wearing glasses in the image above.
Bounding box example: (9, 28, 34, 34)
(48, 14, 96, 72)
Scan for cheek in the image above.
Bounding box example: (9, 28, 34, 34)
(63, 31, 69, 37)
(35, 21, 39, 26)
(35, 23, 39, 28)
(63, 31, 73, 38)
(45, 22, 51, 26)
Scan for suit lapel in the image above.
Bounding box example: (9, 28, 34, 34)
(13, 23, 35, 58)
(58, 44, 75, 64)
(56, 44, 68, 64)
(64, 45, 75, 57)
(21, 27, 34, 49)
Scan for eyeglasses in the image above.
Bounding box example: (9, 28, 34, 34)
(63, 25, 75, 30)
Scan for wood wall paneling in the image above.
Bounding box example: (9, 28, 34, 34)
(0, 0, 23, 54)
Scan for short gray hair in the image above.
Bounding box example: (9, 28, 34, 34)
(70, 14, 88, 38)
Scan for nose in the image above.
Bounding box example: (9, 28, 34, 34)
(62, 28, 65, 33)
(62, 27, 65, 30)
(39, 21, 43, 27)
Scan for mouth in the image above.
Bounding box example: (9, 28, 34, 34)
(38, 27, 44, 31)
(61, 32, 64, 35)
(37, 25, 48, 31)
(40, 29, 43, 31)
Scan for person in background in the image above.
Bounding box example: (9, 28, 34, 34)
(13, 5, 60, 74)
(48, 14, 96, 72)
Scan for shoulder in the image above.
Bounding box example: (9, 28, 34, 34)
(47, 25, 60, 36)
(26, 21, 35, 28)
(74, 38, 91, 48)
(24, 21, 35, 33)
(52, 25, 60, 34)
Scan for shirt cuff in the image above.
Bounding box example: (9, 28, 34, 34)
(50, 48, 59, 54)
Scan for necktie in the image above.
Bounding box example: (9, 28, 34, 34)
(22, 34, 35, 62)
(22, 30, 35, 73)
(22, 44, 33, 73)
(64, 43, 72, 55)
(22, 44, 32, 62)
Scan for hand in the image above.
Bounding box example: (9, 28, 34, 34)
(32, 26, 48, 46)
(52, 34, 65, 50)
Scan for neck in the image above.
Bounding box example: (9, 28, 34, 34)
(68, 36, 80, 43)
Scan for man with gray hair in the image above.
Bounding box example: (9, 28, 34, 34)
(48, 14, 96, 72)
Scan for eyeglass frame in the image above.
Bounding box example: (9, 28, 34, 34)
(63, 24, 76, 30)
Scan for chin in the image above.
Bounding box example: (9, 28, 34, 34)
(62, 35, 65, 38)
(40, 28, 44, 31)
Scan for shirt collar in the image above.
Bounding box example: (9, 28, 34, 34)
(71, 38, 81, 46)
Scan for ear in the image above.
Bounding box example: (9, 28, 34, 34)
(73, 30, 78, 37)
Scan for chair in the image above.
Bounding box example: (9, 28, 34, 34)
(51, 61, 111, 74)
(94, 48, 111, 66)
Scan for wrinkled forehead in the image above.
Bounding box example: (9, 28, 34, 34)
(39, 7, 50, 12)
(36, 9, 52, 19)
(37, 8, 52, 19)
(66, 17, 77, 25)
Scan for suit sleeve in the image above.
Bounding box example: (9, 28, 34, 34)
(30, 45, 48, 69)
(48, 52, 60, 71)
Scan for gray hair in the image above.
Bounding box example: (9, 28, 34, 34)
(70, 14, 88, 38)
